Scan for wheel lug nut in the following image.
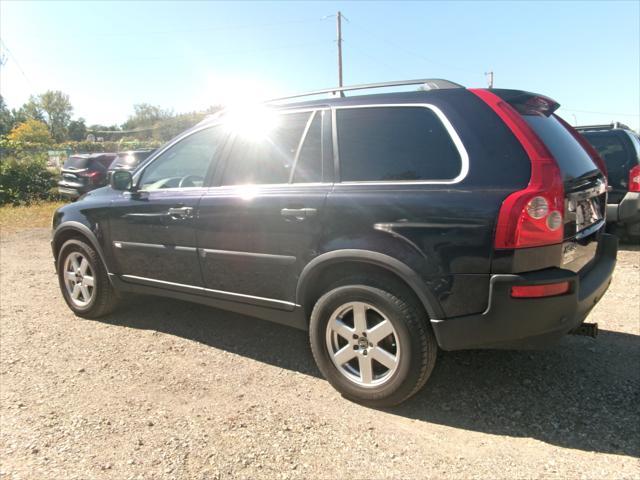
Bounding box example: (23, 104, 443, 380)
(362, 332, 367, 337)
(352, 334, 359, 339)
(353, 345, 358, 350)
(363, 350, 368, 356)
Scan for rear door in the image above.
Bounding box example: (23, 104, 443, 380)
(108, 126, 228, 288)
(196, 108, 332, 308)
(519, 112, 605, 270)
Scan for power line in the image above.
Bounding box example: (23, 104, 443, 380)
(28, 18, 323, 39)
(560, 108, 639, 118)
(347, 21, 483, 77)
(0, 39, 37, 92)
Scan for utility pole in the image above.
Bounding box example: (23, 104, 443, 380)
(485, 70, 494, 88)
(337, 11, 344, 88)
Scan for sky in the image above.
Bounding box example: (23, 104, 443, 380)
(1, 1, 639, 130)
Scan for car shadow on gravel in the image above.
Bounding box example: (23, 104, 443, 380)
(98, 298, 640, 459)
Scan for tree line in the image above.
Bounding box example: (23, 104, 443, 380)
(0, 91, 222, 145)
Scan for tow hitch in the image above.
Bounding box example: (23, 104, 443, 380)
(569, 322, 598, 338)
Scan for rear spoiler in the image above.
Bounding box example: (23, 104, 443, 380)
(489, 89, 560, 117)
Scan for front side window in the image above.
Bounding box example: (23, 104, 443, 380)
(140, 127, 226, 190)
(337, 107, 462, 182)
(222, 112, 311, 185)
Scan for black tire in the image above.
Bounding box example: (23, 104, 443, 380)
(56, 238, 119, 318)
(309, 280, 438, 407)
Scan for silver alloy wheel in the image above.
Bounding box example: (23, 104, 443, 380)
(63, 251, 95, 308)
(325, 301, 401, 388)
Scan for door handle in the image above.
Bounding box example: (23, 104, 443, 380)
(167, 206, 194, 219)
(280, 207, 317, 220)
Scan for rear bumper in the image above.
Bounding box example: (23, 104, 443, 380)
(431, 233, 618, 350)
(606, 192, 640, 224)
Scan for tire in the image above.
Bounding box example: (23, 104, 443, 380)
(56, 239, 119, 318)
(309, 280, 438, 407)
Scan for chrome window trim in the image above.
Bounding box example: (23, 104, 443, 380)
(331, 103, 469, 185)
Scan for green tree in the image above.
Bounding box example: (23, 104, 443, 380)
(68, 118, 87, 141)
(39, 90, 73, 142)
(20, 95, 46, 122)
(7, 119, 53, 144)
(122, 103, 172, 140)
(0, 95, 13, 137)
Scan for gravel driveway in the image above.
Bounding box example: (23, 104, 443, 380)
(1, 228, 639, 479)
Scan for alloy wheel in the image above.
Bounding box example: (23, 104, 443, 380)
(325, 301, 401, 388)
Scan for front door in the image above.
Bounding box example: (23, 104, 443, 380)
(196, 108, 333, 308)
(109, 125, 228, 289)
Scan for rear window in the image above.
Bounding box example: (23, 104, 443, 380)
(337, 107, 462, 182)
(63, 156, 90, 169)
(524, 115, 598, 180)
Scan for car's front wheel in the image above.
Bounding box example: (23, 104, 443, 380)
(309, 281, 437, 407)
(57, 238, 119, 318)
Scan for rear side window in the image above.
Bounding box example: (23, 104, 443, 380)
(524, 115, 598, 180)
(336, 107, 462, 182)
(222, 112, 311, 185)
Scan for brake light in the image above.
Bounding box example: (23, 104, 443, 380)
(511, 281, 570, 298)
(78, 170, 102, 184)
(630, 165, 640, 192)
(470, 89, 564, 249)
(554, 114, 608, 178)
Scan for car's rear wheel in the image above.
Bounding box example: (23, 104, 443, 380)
(310, 281, 437, 407)
(57, 239, 119, 318)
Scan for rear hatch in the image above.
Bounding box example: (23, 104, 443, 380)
(60, 155, 107, 189)
(495, 90, 606, 272)
(60, 155, 92, 188)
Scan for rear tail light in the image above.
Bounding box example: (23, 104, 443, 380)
(554, 114, 608, 178)
(630, 165, 640, 192)
(79, 170, 102, 184)
(470, 89, 564, 249)
(511, 281, 570, 298)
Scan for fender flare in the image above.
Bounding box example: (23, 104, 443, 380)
(296, 249, 444, 319)
(52, 221, 111, 274)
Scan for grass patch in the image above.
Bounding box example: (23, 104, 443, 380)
(0, 201, 66, 233)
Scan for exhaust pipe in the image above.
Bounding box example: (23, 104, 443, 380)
(569, 322, 598, 338)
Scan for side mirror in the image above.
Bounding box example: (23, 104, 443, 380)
(110, 170, 133, 191)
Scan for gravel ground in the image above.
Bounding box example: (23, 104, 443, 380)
(1, 228, 639, 479)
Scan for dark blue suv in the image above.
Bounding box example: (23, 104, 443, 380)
(51, 79, 617, 406)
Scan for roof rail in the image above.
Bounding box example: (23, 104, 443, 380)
(575, 122, 631, 132)
(265, 78, 464, 104)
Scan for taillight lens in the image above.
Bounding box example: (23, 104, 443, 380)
(470, 89, 565, 249)
(630, 165, 640, 192)
(511, 281, 570, 298)
(554, 114, 608, 178)
(79, 170, 101, 184)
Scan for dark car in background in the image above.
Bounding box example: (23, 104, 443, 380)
(107, 150, 155, 176)
(58, 153, 117, 199)
(577, 123, 640, 241)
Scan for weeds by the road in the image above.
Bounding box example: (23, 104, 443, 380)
(0, 201, 66, 233)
